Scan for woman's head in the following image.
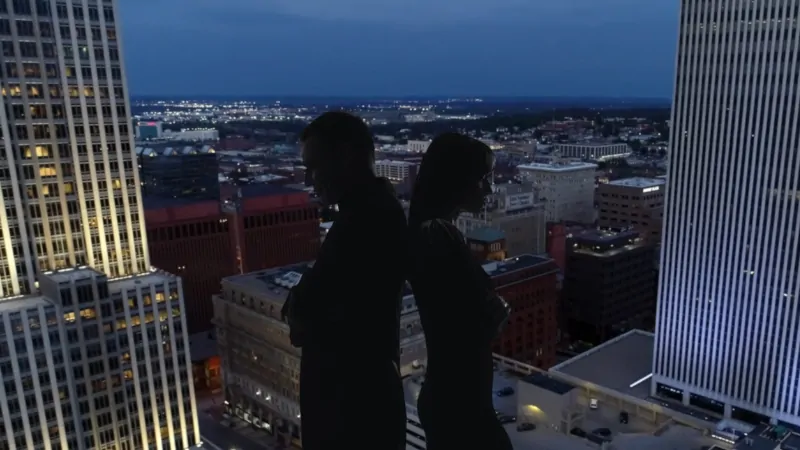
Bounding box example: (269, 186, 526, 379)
(409, 132, 494, 224)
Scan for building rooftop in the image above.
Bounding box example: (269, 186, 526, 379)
(466, 227, 506, 243)
(517, 161, 598, 172)
(406, 353, 712, 450)
(521, 372, 575, 395)
(222, 262, 415, 304)
(607, 177, 666, 189)
(550, 329, 655, 399)
(136, 144, 216, 157)
(143, 196, 215, 211)
(43, 266, 105, 284)
(233, 183, 304, 198)
(554, 141, 628, 147)
(375, 159, 416, 166)
(570, 228, 640, 245)
(0, 295, 52, 313)
(108, 270, 178, 294)
(482, 254, 555, 278)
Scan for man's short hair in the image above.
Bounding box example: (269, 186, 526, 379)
(301, 111, 375, 163)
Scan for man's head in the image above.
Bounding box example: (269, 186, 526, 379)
(301, 111, 375, 205)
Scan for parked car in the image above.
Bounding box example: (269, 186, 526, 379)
(589, 398, 599, 410)
(570, 427, 588, 438)
(517, 422, 535, 432)
(619, 411, 629, 424)
(497, 386, 515, 397)
(498, 415, 517, 424)
(593, 428, 612, 437)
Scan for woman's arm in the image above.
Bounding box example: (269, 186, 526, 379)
(413, 220, 511, 340)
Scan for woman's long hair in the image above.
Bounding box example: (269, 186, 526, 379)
(408, 132, 494, 228)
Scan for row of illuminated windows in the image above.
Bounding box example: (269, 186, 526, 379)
(0, 139, 132, 163)
(3, 82, 124, 99)
(2, 60, 122, 81)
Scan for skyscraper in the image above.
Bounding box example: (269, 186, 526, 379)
(654, 0, 800, 426)
(0, 1, 200, 448)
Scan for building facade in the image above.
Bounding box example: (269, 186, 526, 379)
(564, 230, 656, 345)
(135, 121, 161, 140)
(654, 0, 800, 427)
(213, 264, 426, 447)
(406, 140, 430, 153)
(457, 182, 547, 256)
(517, 162, 597, 224)
(374, 159, 418, 197)
(0, 1, 200, 448)
(597, 177, 665, 243)
(137, 145, 219, 201)
(553, 142, 631, 161)
(487, 255, 560, 368)
(145, 186, 320, 333)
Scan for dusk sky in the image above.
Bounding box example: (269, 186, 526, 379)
(120, 0, 679, 99)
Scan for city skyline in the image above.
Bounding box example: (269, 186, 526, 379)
(654, 0, 800, 426)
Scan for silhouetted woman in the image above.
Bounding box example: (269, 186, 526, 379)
(408, 133, 513, 450)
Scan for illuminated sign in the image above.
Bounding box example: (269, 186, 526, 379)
(506, 193, 534, 211)
(643, 186, 660, 193)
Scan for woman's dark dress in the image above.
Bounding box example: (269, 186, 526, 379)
(408, 219, 513, 450)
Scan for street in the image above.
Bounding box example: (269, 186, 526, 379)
(199, 412, 276, 450)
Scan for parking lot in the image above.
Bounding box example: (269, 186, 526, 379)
(611, 424, 723, 450)
(580, 401, 655, 436)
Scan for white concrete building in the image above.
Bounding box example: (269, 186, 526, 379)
(162, 128, 219, 142)
(457, 182, 547, 256)
(654, 0, 800, 427)
(0, 267, 199, 450)
(517, 162, 597, 224)
(374, 160, 418, 183)
(406, 140, 431, 153)
(553, 142, 631, 161)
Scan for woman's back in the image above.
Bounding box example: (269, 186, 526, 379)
(408, 219, 512, 450)
(408, 219, 494, 379)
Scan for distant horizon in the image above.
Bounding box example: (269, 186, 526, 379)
(130, 94, 671, 103)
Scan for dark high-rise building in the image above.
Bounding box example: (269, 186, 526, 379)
(564, 230, 656, 345)
(137, 144, 219, 200)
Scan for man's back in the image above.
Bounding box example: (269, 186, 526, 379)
(287, 176, 407, 449)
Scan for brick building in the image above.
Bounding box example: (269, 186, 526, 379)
(145, 185, 319, 334)
(486, 254, 560, 369)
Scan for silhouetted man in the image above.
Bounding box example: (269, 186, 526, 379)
(281, 111, 407, 450)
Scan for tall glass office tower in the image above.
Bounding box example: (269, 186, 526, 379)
(0, 1, 200, 448)
(654, 0, 800, 426)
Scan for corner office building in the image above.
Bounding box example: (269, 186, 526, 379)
(655, 0, 800, 427)
(0, 0, 200, 448)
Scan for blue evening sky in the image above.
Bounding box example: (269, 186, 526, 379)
(119, 0, 679, 99)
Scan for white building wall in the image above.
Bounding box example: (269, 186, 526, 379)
(0, 269, 199, 449)
(654, 0, 800, 426)
(517, 165, 596, 224)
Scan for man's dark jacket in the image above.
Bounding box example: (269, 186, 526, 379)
(282, 177, 407, 450)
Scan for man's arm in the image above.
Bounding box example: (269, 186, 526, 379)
(284, 216, 365, 339)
